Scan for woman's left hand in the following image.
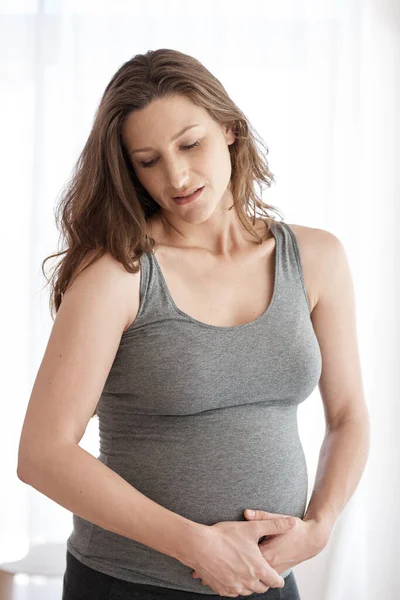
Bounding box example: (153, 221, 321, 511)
(245, 510, 328, 576)
(191, 510, 329, 582)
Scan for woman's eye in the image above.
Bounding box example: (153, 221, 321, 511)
(140, 141, 200, 168)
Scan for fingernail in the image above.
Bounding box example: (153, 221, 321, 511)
(247, 510, 255, 516)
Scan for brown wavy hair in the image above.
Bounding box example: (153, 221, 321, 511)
(42, 48, 283, 321)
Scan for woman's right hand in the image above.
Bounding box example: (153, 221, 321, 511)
(186, 517, 296, 597)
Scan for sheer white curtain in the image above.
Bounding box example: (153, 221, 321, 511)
(1, 1, 399, 598)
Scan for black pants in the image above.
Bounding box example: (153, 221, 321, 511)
(62, 551, 301, 599)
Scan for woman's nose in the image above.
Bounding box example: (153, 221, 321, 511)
(164, 157, 191, 190)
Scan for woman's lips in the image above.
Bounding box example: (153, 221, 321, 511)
(173, 186, 205, 205)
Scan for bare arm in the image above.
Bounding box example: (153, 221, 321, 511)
(301, 228, 370, 539)
(303, 417, 370, 539)
(17, 252, 207, 568)
(18, 442, 206, 566)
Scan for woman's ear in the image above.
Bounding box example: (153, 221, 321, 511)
(225, 122, 236, 146)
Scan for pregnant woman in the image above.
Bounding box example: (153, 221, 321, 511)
(17, 48, 370, 600)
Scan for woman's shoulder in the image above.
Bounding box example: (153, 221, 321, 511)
(103, 251, 142, 333)
(281, 222, 339, 314)
(69, 250, 142, 333)
(283, 222, 342, 258)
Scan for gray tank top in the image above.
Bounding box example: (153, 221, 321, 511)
(66, 220, 322, 592)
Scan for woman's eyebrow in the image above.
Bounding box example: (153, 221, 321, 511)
(130, 124, 200, 155)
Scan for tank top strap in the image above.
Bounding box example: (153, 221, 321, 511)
(271, 220, 311, 315)
(132, 249, 172, 326)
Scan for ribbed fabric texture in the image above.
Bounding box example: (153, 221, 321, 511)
(67, 220, 322, 594)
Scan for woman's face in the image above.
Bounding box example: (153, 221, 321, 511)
(121, 94, 236, 224)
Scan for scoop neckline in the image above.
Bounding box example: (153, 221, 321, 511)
(150, 220, 280, 331)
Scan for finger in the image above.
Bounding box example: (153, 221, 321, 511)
(264, 517, 296, 535)
(260, 561, 285, 588)
(245, 509, 294, 520)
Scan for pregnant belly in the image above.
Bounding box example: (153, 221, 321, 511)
(105, 415, 309, 525)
